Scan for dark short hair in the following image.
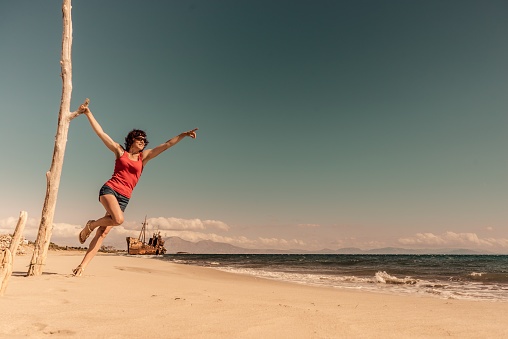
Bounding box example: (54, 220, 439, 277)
(124, 129, 148, 151)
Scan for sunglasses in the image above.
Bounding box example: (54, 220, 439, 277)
(134, 136, 148, 144)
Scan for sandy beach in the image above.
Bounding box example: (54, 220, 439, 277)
(1, 251, 507, 339)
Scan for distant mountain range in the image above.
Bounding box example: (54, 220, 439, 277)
(165, 237, 496, 255)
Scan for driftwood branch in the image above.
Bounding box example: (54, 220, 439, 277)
(68, 98, 90, 121)
(28, 0, 78, 276)
(9, 212, 27, 255)
(0, 250, 12, 296)
(0, 211, 27, 296)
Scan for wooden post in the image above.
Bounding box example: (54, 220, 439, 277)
(27, 0, 88, 276)
(1, 211, 28, 296)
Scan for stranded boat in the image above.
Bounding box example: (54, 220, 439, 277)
(126, 216, 166, 255)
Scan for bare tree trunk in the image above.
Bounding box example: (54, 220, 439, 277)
(1, 211, 28, 296)
(27, 0, 88, 276)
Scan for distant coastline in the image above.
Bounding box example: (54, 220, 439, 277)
(165, 236, 501, 255)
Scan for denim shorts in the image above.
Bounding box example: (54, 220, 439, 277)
(99, 184, 130, 212)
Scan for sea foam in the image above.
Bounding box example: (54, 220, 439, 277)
(374, 271, 419, 285)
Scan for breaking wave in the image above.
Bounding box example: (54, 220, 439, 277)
(161, 254, 508, 302)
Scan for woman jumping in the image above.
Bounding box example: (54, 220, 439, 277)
(72, 104, 197, 276)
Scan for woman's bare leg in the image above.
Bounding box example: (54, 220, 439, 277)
(78, 223, 113, 270)
(75, 194, 124, 271)
(87, 194, 125, 231)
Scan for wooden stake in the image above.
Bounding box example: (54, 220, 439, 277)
(27, 0, 88, 276)
(1, 211, 28, 296)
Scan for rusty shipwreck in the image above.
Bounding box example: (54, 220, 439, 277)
(126, 216, 166, 255)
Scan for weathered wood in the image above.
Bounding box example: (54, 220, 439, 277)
(9, 211, 28, 255)
(69, 98, 89, 121)
(0, 249, 13, 296)
(28, 0, 87, 276)
(1, 211, 28, 296)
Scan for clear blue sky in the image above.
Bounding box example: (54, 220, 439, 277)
(1, 0, 507, 252)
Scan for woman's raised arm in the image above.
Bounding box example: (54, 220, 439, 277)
(81, 105, 123, 157)
(142, 128, 198, 166)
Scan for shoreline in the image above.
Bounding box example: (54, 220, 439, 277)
(1, 251, 507, 338)
(164, 253, 508, 303)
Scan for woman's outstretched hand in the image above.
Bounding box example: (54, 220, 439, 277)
(142, 128, 199, 164)
(69, 99, 90, 121)
(183, 128, 198, 139)
(78, 104, 90, 115)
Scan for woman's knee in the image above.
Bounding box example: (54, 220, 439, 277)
(111, 214, 124, 226)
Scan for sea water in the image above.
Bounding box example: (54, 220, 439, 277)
(159, 254, 508, 302)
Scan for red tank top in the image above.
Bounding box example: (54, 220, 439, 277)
(104, 151, 143, 198)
